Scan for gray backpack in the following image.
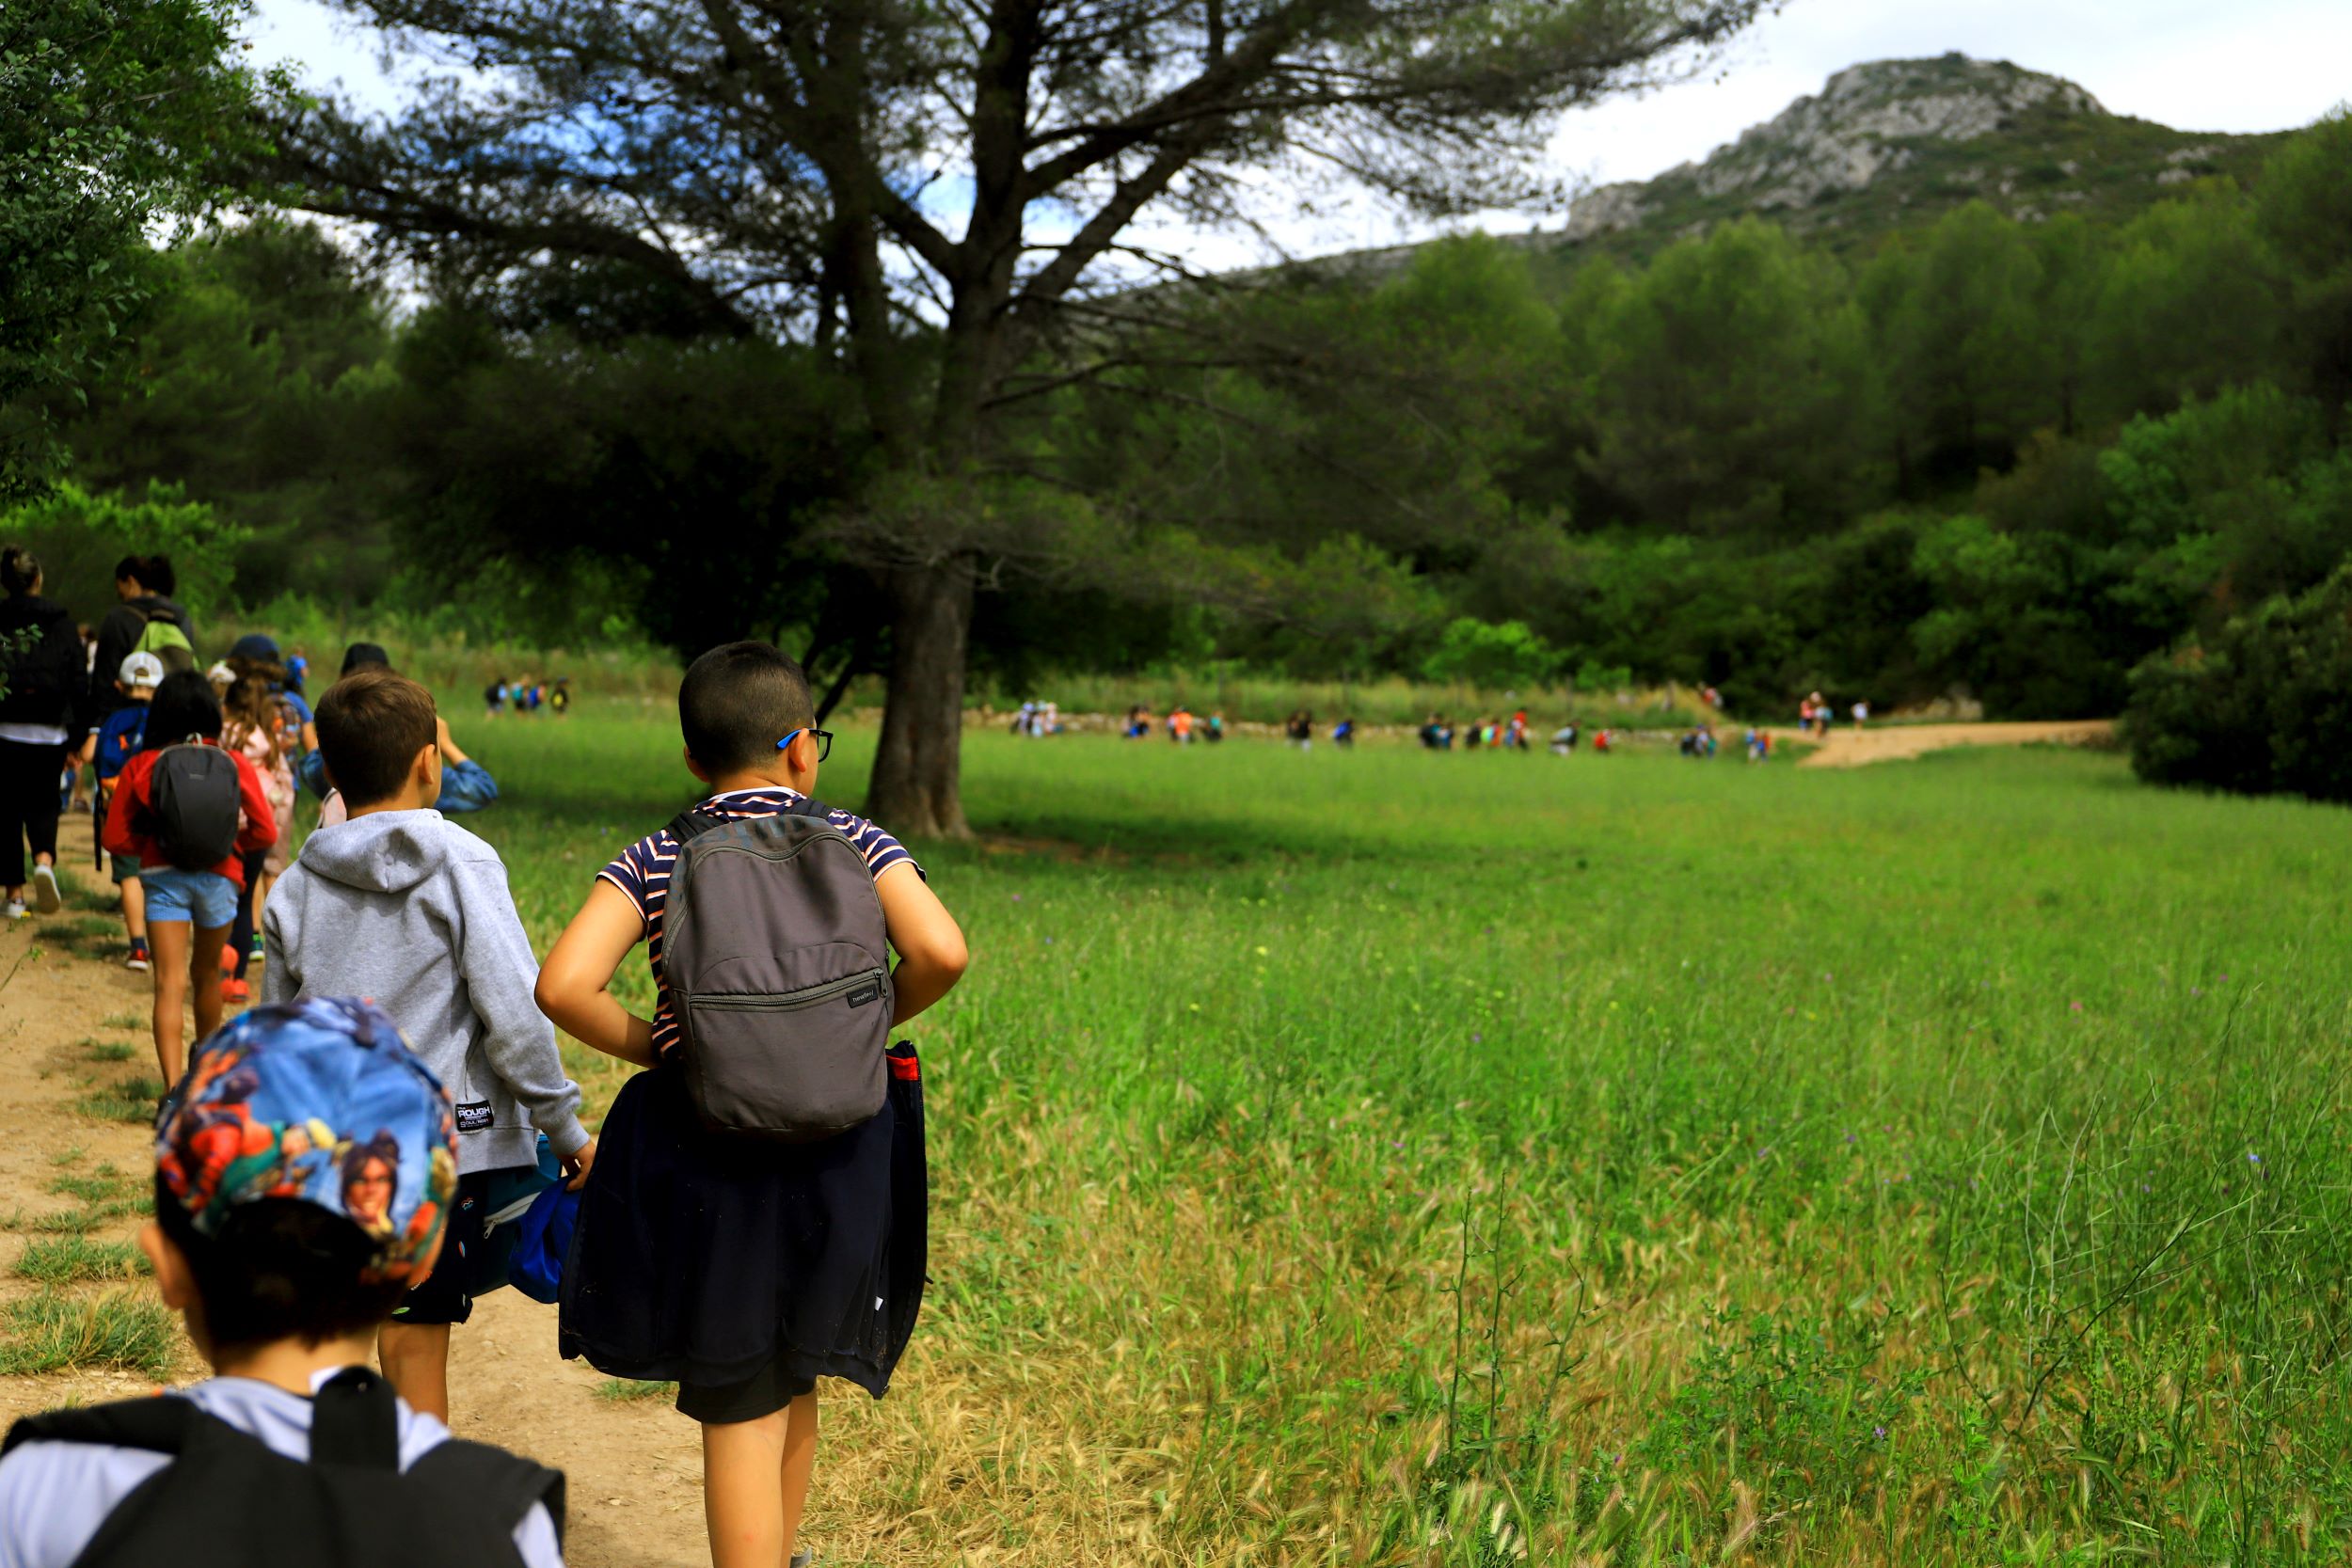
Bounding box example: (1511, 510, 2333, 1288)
(662, 800, 893, 1142)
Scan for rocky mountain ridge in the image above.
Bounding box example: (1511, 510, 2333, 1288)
(1564, 55, 2108, 241)
(1283, 54, 2282, 281)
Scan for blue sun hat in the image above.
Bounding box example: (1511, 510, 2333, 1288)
(155, 999, 459, 1286)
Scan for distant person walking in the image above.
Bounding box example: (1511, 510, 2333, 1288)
(1, 547, 87, 919)
(1851, 699, 1868, 729)
(550, 676, 571, 717)
(87, 555, 195, 722)
(1287, 710, 1313, 752)
(485, 678, 507, 719)
(1168, 704, 1194, 744)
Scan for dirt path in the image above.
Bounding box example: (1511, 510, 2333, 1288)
(0, 812, 707, 1566)
(1788, 719, 2116, 768)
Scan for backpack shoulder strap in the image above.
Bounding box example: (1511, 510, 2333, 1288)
(406, 1437, 568, 1555)
(666, 807, 723, 846)
(308, 1367, 402, 1470)
(4, 1396, 201, 1460)
(784, 793, 832, 820)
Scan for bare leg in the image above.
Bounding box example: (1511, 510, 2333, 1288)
(779, 1389, 818, 1561)
(147, 921, 191, 1084)
(190, 921, 230, 1041)
(705, 1409, 789, 1568)
(378, 1323, 453, 1421)
(120, 876, 145, 942)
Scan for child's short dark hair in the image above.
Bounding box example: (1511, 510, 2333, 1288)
(154, 1180, 409, 1353)
(316, 668, 437, 808)
(142, 670, 222, 750)
(679, 641, 815, 774)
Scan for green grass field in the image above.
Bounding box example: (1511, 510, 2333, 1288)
(448, 701, 2352, 1564)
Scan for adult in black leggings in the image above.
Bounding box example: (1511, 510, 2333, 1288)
(0, 547, 87, 916)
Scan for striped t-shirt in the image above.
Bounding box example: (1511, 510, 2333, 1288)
(597, 787, 919, 1059)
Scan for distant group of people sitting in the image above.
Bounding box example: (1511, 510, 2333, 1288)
(1012, 700, 1063, 736)
(1419, 711, 1531, 751)
(1677, 724, 1719, 758)
(1122, 704, 1228, 743)
(1797, 689, 1870, 735)
(485, 676, 568, 718)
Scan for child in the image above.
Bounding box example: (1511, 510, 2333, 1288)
(103, 671, 278, 1085)
(297, 646, 499, 820)
(91, 652, 164, 970)
(221, 670, 300, 1002)
(0, 998, 564, 1565)
(536, 641, 967, 1568)
(263, 668, 593, 1423)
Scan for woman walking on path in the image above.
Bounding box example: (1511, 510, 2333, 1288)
(0, 547, 88, 920)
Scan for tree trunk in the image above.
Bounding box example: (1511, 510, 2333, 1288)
(866, 559, 976, 839)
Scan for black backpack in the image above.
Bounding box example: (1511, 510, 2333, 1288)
(148, 742, 244, 871)
(662, 798, 894, 1142)
(1, 1369, 563, 1568)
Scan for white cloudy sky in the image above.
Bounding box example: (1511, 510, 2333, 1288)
(245, 0, 2350, 269)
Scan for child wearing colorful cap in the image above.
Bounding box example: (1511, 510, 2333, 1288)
(0, 998, 565, 1566)
(91, 651, 162, 970)
(264, 668, 592, 1424)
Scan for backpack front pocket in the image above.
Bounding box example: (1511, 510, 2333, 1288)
(681, 967, 892, 1141)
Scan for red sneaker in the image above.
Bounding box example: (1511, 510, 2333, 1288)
(220, 944, 238, 975)
(220, 978, 250, 1004)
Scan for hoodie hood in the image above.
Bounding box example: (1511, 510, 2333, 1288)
(298, 810, 452, 894)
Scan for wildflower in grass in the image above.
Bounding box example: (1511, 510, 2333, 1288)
(2249, 1152, 2262, 1164)
(1874, 1425, 1887, 1440)
(1470, 1033, 1483, 1042)
(1254, 944, 1268, 957)
(2070, 1001, 2084, 1012)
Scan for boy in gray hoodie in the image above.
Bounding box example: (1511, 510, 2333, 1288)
(263, 667, 594, 1422)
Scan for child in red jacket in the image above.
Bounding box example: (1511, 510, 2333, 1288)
(103, 672, 277, 1085)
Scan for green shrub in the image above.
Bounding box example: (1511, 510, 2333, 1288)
(0, 482, 248, 628)
(2126, 561, 2352, 800)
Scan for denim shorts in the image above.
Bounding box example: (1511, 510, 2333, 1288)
(137, 865, 237, 928)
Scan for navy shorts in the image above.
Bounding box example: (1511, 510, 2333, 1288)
(392, 1168, 536, 1327)
(676, 1361, 818, 1425)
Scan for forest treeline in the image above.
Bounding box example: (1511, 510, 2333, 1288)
(17, 108, 2350, 718)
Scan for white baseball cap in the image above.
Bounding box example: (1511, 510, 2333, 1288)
(117, 651, 165, 689)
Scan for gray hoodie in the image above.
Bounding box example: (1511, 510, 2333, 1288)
(262, 810, 588, 1173)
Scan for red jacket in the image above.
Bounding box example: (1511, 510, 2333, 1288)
(103, 741, 278, 889)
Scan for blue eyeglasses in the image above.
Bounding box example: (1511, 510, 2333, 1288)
(777, 727, 834, 762)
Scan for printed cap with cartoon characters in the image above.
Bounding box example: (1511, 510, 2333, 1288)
(156, 999, 459, 1285)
